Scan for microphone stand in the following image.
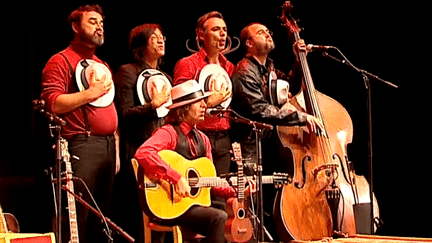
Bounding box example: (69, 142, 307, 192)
(218, 110, 273, 242)
(321, 49, 397, 234)
(33, 100, 66, 243)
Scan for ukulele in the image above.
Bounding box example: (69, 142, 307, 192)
(60, 138, 79, 243)
(224, 142, 253, 242)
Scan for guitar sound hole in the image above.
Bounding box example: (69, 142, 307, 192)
(188, 169, 199, 196)
(237, 208, 245, 219)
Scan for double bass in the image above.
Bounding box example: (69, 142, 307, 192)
(276, 2, 379, 241)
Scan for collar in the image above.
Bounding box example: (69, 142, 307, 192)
(245, 54, 274, 74)
(198, 47, 229, 68)
(179, 121, 197, 135)
(70, 40, 95, 58)
(136, 62, 159, 72)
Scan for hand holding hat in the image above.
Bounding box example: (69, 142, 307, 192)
(206, 76, 232, 107)
(87, 68, 112, 101)
(76, 59, 115, 107)
(150, 82, 171, 109)
(198, 64, 232, 109)
(136, 69, 172, 118)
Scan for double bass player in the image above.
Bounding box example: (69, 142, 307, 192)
(231, 22, 323, 172)
(230, 22, 324, 240)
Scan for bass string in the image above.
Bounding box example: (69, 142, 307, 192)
(298, 51, 335, 171)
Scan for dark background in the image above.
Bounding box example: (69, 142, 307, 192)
(1, 0, 427, 240)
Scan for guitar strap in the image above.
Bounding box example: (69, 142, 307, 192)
(58, 52, 91, 137)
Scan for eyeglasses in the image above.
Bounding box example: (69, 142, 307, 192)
(256, 29, 273, 37)
(150, 35, 166, 42)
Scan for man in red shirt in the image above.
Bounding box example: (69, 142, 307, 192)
(135, 80, 254, 243)
(173, 11, 234, 176)
(40, 5, 119, 243)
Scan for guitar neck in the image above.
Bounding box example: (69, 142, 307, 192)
(61, 138, 79, 243)
(188, 175, 277, 188)
(66, 176, 79, 243)
(142, 175, 284, 190)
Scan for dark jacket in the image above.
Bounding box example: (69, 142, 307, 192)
(230, 56, 306, 164)
(114, 62, 172, 163)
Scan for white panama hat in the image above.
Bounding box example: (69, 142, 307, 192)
(136, 69, 172, 118)
(167, 80, 212, 109)
(75, 59, 114, 107)
(198, 64, 232, 109)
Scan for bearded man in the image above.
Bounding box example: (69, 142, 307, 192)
(40, 5, 119, 243)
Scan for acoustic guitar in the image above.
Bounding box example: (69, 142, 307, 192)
(140, 150, 290, 220)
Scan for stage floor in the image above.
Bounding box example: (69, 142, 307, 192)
(291, 234, 432, 243)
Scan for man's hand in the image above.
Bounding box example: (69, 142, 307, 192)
(174, 177, 191, 198)
(86, 70, 112, 101)
(293, 39, 308, 62)
(151, 83, 171, 109)
(306, 115, 325, 134)
(244, 178, 257, 198)
(206, 76, 231, 108)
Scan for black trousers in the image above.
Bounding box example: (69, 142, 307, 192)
(65, 134, 116, 243)
(157, 205, 228, 243)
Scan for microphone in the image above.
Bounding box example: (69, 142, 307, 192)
(206, 108, 230, 116)
(307, 44, 334, 52)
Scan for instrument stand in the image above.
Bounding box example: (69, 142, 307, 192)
(61, 185, 135, 243)
(220, 110, 273, 242)
(321, 50, 397, 234)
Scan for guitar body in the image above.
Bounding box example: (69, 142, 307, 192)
(144, 150, 216, 220)
(0, 212, 19, 234)
(224, 198, 253, 242)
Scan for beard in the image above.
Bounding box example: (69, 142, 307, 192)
(80, 29, 104, 48)
(256, 40, 275, 56)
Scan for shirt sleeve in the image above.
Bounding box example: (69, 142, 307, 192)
(134, 126, 182, 185)
(40, 54, 70, 114)
(173, 58, 196, 85)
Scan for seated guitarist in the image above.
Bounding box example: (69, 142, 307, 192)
(135, 80, 254, 243)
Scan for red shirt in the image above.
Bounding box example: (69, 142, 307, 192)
(40, 41, 118, 139)
(134, 122, 236, 199)
(173, 48, 235, 132)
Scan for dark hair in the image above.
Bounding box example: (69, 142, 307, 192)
(166, 104, 192, 124)
(68, 4, 104, 26)
(129, 23, 163, 64)
(196, 11, 224, 32)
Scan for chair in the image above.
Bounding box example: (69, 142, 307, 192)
(131, 158, 182, 243)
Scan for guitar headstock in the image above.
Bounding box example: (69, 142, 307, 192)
(231, 142, 243, 166)
(273, 172, 292, 186)
(60, 138, 70, 163)
(280, 1, 301, 41)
